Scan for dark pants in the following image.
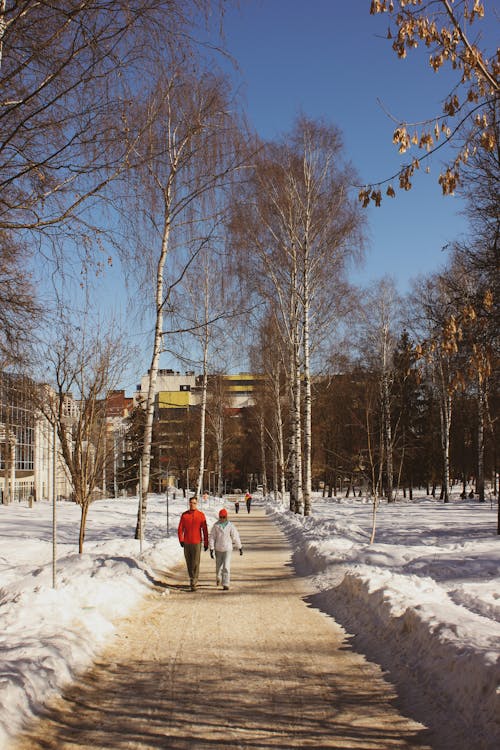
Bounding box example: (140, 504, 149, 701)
(235, 502, 239, 513)
(246, 499, 251, 513)
(183, 543, 202, 588)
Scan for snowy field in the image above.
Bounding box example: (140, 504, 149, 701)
(0, 491, 499, 749)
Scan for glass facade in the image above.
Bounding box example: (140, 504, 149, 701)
(0, 372, 35, 501)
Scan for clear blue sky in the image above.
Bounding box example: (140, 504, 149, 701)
(215, 0, 483, 292)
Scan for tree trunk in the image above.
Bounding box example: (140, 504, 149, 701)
(382, 370, 394, 502)
(369, 492, 379, 544)
(302, 238, 312, 515)
(216, 408, 224, 497)
(439, 382, 451, 503)
(196, 320, 209, 497)
(135, 214, 171, 539)
(288, 378, 297, 513)
(272, 440, 279, 502)
(292, 342, 302, 514)
(477, 373, 485, 502)
(274, 369, 286, 501)
(79, 500, 89, 554)
(259, 408, 268, 498)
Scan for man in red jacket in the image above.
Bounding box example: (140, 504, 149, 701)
(177, 496, 209, 591)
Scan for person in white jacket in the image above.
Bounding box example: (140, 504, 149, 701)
(208, 508, 242, 590)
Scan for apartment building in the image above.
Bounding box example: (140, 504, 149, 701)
(134, 369, 262, 412)
(132, 369, 263, 491)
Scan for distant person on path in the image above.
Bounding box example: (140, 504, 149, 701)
(209, 508, 242, 591)
(234, 498, 240, 513)
(177, 496, 208, 591)
(245, 491, 252, 514)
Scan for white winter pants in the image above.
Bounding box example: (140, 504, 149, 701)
(215, 549, 232, 587)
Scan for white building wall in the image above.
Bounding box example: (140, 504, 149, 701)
(34, 414, 73, 502)
(134, 370, 258, 410)
(134, 370, 199, 406)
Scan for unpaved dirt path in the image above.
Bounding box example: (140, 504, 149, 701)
(13, 508, 433, 749)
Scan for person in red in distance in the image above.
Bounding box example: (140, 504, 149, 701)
(177, 496, 209, 591)
(245, 491, 252, 514)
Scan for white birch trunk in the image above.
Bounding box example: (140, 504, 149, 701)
(382, 370, 393, 502)
(272, 363, 286, 501)
(259, 406, 268, 496)
(135, 216, 170, 539)
(302, 242, 312, 516)
(290, 245, 303, 514)
(477, 371, 485, 502)
(196, 264, 211, 497)
(277, 386, 286, 501)
(287, 364, 296, 512)
(196, 322, 209, 497)
(216, 408, 224, 496)
(437, 358, 451, 503)
(366, 406, 379, 544)
(272, 440, 279, 502)
(292, 322, 303, 514)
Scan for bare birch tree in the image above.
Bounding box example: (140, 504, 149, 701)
(115, 65, 243, 538)
(186, 254, 240, 497)
(252, 314, 288, 502)
(352, 278, 403, 502)
(229, 116, 364, 514)
(181, 248, 212, 498)
(205, 373, 232, 497)
(411, 274, 465, 502)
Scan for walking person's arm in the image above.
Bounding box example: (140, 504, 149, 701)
(177, 516, 185, 547)
(208, 522, 217, 555)
(230, 524, 242, 552)
(201, 516, 209, 550)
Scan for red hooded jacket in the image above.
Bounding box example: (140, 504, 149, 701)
(177, 508, 208, 546)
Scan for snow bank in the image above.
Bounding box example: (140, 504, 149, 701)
(268, 500, 500, 750)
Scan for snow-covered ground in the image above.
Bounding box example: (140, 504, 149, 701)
(269, 493, 500, 750)
(0, 491, 498, 749)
